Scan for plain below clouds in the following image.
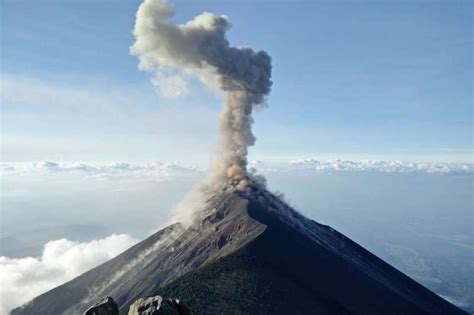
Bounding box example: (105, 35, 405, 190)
(0, 234, 138, 315)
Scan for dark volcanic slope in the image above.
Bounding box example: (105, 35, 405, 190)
(13, 189, 466, 315)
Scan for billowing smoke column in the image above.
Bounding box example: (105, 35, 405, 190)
(131, 0, 272, 191)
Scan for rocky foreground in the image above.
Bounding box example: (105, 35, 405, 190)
(84, 296, 190, 315)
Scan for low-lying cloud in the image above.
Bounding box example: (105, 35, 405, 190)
(275, 159, 473, 175)
(0, 234, 138, 314)
(1, 161, 203, 182)
(2, 159, 471, 179)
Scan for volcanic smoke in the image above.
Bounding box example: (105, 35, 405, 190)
(130, 0, 272, 193)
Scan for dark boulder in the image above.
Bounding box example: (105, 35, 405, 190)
(84, 297, 119, 315)
(128, 295, 191, 315)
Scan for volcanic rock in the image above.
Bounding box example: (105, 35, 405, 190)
(12, 188, 468, 315)
(128, 295, 191, 315)
(83, 297, 118, 315)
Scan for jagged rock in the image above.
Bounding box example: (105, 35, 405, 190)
(84, 297, 119, 315)
(128, 295, 191, 315)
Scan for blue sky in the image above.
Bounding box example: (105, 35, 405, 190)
(1, 0, 472, 163)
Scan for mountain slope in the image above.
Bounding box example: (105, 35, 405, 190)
(12, 188, 467, 315)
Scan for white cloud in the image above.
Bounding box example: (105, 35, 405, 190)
(284, 159, 473, 175)
(2, 159, 471, 181)
(4, 158, 466, 188)
(1, 161, 203, 183)
(0, 234, 138, 315)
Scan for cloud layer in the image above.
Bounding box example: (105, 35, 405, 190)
(2, 159, 471, 181)
(0, 234, 138, 314)
(283, 159, 473, 174)
(1, 161, 203, 182)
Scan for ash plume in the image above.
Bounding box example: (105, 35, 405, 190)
(131, 0, 272, 194)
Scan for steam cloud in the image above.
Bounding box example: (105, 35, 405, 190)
(131, 0, 272, 192)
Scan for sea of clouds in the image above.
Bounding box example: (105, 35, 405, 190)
(1, 160, 203, 180)
(2, 159, 472, 177)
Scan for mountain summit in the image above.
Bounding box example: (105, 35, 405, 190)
(13, 186, 466, 315)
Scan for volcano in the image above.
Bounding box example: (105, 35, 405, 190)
(12, 186, 466, 315)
